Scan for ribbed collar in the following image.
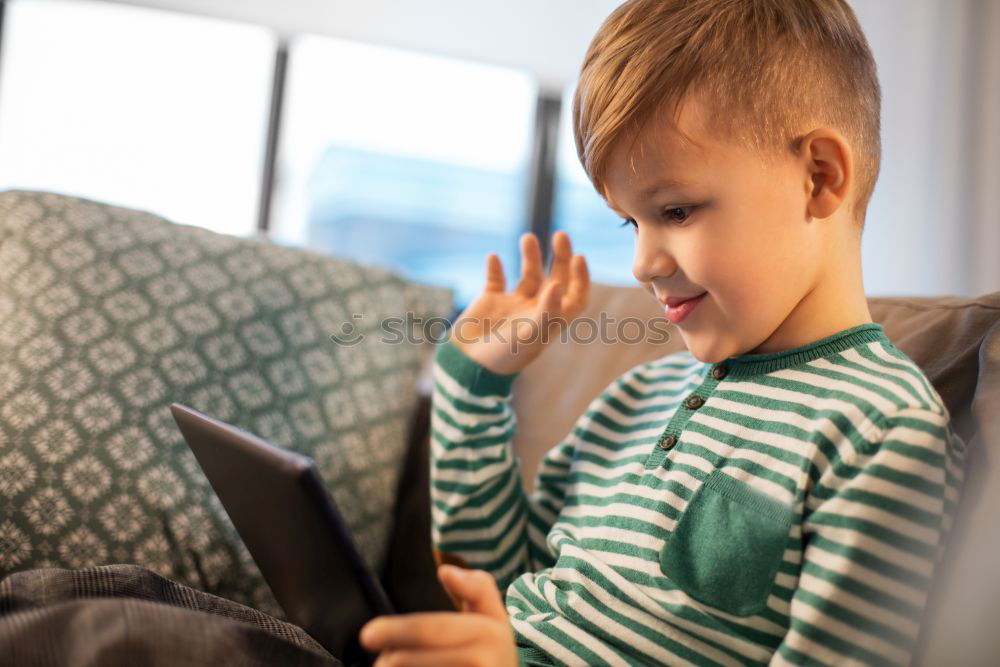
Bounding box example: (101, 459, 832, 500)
(715, 322, 889, 378)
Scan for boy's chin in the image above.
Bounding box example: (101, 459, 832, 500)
(677, 331, 732, 365)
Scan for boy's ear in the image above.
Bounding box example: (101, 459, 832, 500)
(797, 127, 853, 221)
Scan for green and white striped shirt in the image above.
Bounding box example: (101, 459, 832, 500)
(430, 322, 966, 666)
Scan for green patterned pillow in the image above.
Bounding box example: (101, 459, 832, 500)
(0, 189, 453, 617)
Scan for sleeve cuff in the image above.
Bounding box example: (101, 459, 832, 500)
(434, 338, 520, 397)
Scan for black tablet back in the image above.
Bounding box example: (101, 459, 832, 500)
(170, 403, 395, 662)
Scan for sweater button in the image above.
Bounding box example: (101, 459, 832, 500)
(711, 364, 728, 380)
(684, 395, 704, 410)
(659, 434, 677, 450)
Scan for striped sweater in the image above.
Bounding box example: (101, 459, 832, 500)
(429, 322, 967, 666)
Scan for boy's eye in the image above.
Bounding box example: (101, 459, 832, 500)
(664, 206, 694, 223)
(618, 206, 695, 230)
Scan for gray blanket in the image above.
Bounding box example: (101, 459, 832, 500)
(0, 564, 343, 666)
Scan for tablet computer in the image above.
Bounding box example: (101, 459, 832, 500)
(170, 402, 394, 664)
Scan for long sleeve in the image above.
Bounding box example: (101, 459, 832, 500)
(770, 407, 967, 666)
(429, 339, 576, 591)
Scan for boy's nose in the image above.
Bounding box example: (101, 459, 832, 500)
(632, 231, 679, 284)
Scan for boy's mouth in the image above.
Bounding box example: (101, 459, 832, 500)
(662, 293, 706, 308)
(663, 292, 707, 324)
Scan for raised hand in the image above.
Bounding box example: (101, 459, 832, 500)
(447, 230, 590, 375)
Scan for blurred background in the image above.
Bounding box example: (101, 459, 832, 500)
(0, 0, 996, 310)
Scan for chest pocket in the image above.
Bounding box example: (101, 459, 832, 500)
(660, 469, 795, 617)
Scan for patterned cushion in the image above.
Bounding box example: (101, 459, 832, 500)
(0, 190, 453, 617)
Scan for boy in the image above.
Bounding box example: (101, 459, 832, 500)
(360, 0, 967, 664)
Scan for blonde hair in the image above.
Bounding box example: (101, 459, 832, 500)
(572, 0, 882, 227)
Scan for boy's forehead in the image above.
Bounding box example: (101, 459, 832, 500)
(603, 104, 713, 206)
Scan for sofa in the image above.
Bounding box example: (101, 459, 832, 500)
(0, 189, 457, 665)
(0, 189, 997, 664)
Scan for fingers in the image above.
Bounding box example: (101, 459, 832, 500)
(484, 252, 506, 293)
(514, 233, 544, 297)
(562, 254, 591, 316)
(436, 565, 507, 621)
(374, 647, 488, 667)
(486, 233, 585, 312)
(547, 230, 573, 286)
(360, 612, 495, 651)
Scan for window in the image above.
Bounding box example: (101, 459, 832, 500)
(551, 83, 636, 287)
(0, 0, 274, 236)
(270, 35, 537, 308)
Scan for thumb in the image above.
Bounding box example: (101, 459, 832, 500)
(437, 564, 507, 621)
(538, 280, 566, 340)
(539, 280, 564, 317)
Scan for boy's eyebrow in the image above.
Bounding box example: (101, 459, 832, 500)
(606, 179, 695, 214)
(639, 179, 695, 197)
